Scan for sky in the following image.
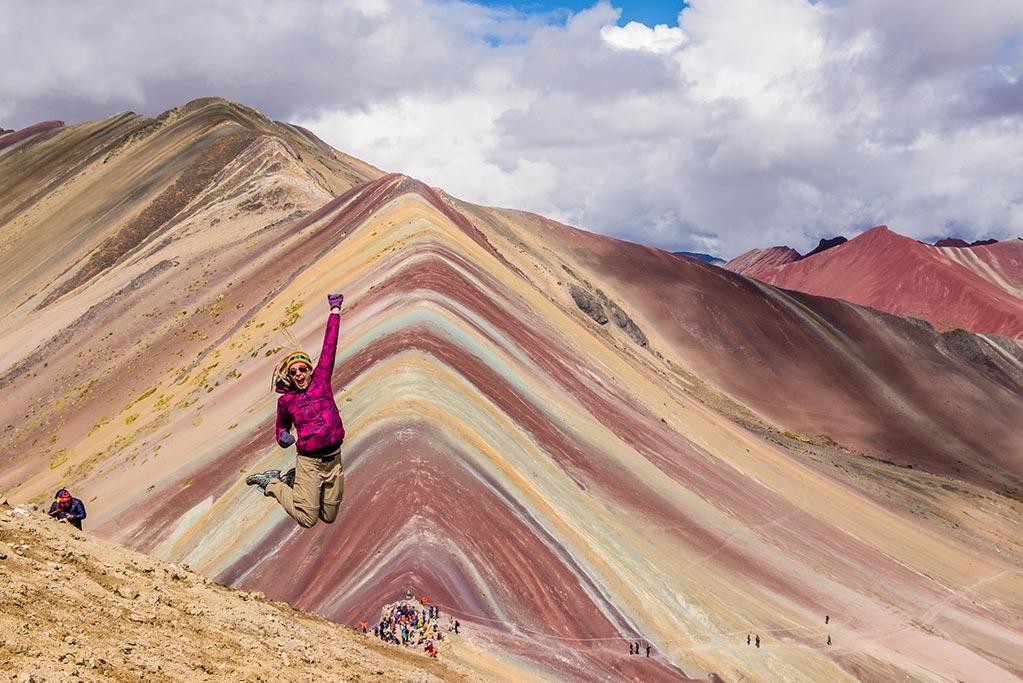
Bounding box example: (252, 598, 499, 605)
(3, 0, 1023, 258)
(474, 0, 683, 26)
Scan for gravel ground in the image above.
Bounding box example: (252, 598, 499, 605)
(0, 501, 468, 682)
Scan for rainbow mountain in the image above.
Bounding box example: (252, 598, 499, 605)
(1, 99, 1022, 681)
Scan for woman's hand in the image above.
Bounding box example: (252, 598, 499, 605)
(328, 293, 343, 310)
(278, 431, 296, 447)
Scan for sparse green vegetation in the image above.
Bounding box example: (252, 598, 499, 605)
(49, 449, 69, 470)
(128, 385, 159, 408)
(277, 299, 303, 329)
(175, 396, 199, 410)
(67, 451, 107, 481)
(87, 417, 111, 436)
(191, 363, 220, 388)
(784, 431, 814, 444)
(206, 293, 229, 317)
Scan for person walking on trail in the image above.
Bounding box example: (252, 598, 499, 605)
(755, 635, 760, 648)
(645, 644, 651, 657)
(246, 294, 346, 527)
(48, 488, 86, 530)
(747, 634, 751, 646)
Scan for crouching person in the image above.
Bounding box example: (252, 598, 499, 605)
(48, 487, 86, 530)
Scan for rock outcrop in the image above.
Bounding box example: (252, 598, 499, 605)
(569, 284, 609, 325)
(803, 235, 846, 258)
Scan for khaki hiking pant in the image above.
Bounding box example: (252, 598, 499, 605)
(264, 450, 344, 528)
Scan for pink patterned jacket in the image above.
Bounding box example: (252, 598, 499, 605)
(275, 312, 345, 455)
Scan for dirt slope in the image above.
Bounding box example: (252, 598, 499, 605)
(0, 500, 466, 682)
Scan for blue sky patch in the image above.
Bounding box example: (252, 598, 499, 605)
(472, 1, 685, 27)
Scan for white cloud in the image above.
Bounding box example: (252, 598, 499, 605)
(601, 21, 686, 54)
(4, 0, 1023, 256)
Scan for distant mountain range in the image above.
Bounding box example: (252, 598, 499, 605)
(725, 226, 1023, 338)
(673, 250, 725, 265)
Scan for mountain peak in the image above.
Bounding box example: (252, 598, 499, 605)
(733, 224, 1023, 338)
(935, 236, 1000, 248)
(723, 245, 801, 276)
(858, 224, 896, 239)
(0, 120, 64, 151)
(803, 235, 847, 259)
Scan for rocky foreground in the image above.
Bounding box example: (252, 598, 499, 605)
(0, 501, 466, 682)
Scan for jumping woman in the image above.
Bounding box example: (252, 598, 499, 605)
(246, 293, 346, 527)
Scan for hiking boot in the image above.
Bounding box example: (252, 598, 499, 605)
(281, 468, 296, 488)
(245, 471, 275, 490)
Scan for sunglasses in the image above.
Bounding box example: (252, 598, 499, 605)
(288, 365, 311, 377)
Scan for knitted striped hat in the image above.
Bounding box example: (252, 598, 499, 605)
(284, 352, 312, 373)
(273, 351, 313, 391)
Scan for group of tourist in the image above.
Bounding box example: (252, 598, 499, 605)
(746, 614, 833, 650)
(373, 593, 444, 657)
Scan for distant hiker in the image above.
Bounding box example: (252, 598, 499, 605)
(827, 633, 832, 646)
(747, 634, 751, 646)
(454, 620, 460, 635)
(47, 488, 86, 530)
(755, 635, 760, 648)
(646, 644, 651, 657)
(629, 642, 634, 655)
(825, 615, 829, 625)
(246, 294, 346, 527)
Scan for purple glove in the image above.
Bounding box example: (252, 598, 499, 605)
(328, 293, 344, 309)
(277, 431, 295, 448)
